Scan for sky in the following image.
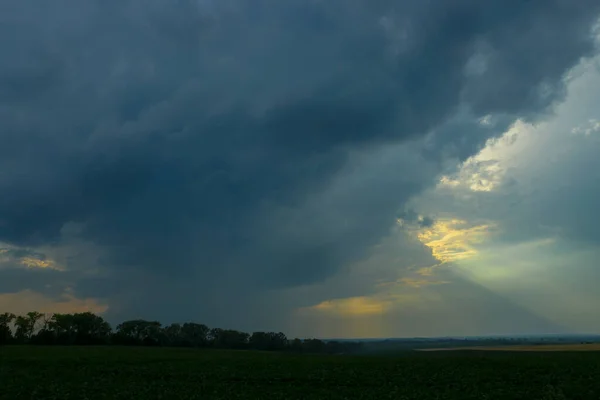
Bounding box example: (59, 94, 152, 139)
(1, 1, 600, 339)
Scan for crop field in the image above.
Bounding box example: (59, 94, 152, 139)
(2, 346, 600, 399)
(418, 343, 600, 352)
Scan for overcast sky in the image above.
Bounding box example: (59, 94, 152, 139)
(1, 1, 600, 338)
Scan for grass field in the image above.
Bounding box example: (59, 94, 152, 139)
(2, 346, 600, 399)
(418, 343, 600, 352)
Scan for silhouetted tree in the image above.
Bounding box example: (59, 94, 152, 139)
(325, 341, 344, 354)
(2, 310, 365, 354)
(163, 323, 184, 347)
(249, 332, 288, 351)
(0, 312, 15, 345)
(14, 311, 43, 343)
(210, 328, 249, 349)
(181, 322, 210, 347)
(303, 338, 326, 354)
(289, 338, 304, 353)
(30, 312, 112, 345)
(72, 312, 112, 344)
(114, 320, 161, 346)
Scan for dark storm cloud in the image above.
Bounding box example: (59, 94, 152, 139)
(397, 209, 435, 228)
(0, 0, 599, 320)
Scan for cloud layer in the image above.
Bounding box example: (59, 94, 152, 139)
(1, 0, 599, 331)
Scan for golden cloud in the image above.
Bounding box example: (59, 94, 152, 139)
(438, 161, 504, 192)
(19, 257, 63, 271)
(416, 219, 493, 264)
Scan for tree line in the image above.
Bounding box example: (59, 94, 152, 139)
(0, 311, 363, 354)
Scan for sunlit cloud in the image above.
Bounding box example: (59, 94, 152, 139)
(19, 257, 63, 271)
(415, 219, 494, 264)
(436, 121, 534, 194)
(439, 160, 504, 192)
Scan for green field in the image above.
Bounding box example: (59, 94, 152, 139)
(2, 346, 600, 399)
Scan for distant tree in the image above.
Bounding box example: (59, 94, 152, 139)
(40, 313, 52, 331)
(270, 332, 288, 351)
(249, 332, 288, 351)
(115, 320, 161, 346)
(31, 313, 54, 344)
(289, 338, 304, 353)
(249, 332, 267, 350)
(114, 320, 142, 344)
(303, 338, 326, 354)
(163, 323, 183, 347)
(208, 328, 223, 347)
(141, 321, 162, 346)
(0, 312, 16, 345)
(0, 310, 365, 354)
(48, 313, 77, 344)
(210, 328, 249, 349)
(31, 314, 54, 345)
(229, 330, 251, 349)
(30, 312, 112, 345)
(181, 323, 210, 347)
(72, 312, 112, 344)
(14, 312, 43, 343)
(325, 341, 344, 354)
